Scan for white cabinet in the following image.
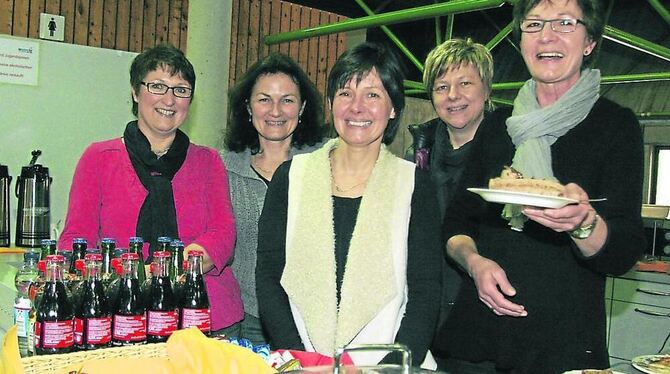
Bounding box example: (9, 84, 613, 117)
(606, 272, 670, 364)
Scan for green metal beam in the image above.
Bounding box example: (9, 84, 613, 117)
(404, 71, 670, 92)
(639, 112, 670, 119)
(264, 0, 506, 45)
(604, 25, 670, 62)
(485, 21, 514, 50)
(353, 0, 424, 72)
(647, 0, 670, 27)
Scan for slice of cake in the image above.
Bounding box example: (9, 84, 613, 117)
(489, 166, 564, 197)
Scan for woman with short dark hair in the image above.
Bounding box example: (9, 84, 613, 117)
(59, 43, 241, 333)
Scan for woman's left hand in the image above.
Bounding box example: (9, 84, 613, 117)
(522, 183, 592, 233)
(184, 243, 215, 273)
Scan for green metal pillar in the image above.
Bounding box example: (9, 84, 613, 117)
(353, 0, 424, 72)
(264, 0, 506, 45)
(604, 25, 670, 62)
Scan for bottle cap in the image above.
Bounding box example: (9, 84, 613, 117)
(45, 254, 65, 262)
(129, 236, 144, 244)
(121, 252, 140, 261)
(73, 238, 88, 245)
(84, 253, 103, 261)
(157, 236, 172, 243)
(153, 251, 171, 258)
(187, 250, 203, 257)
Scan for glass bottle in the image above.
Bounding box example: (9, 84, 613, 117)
(75, 253, 112, 350)
(39, 239, 56, 261)
(179, 250, 210, 335)
(128, 237, 146, 284)
(69, 238, 87, 275)
(13, 250, 40, 357)
(112, 252, 146, 346)
(147, 251, 178, 343)
(169, 239, 185, 303)
(100, 238, 116, 281)
(35, 255, 74, 355)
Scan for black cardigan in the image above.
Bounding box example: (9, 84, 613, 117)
(435, 98, 645, 373)
(256, 161, 443, 366)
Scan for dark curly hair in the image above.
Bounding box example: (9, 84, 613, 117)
(130, 43, 195, 116)
(326, 42, 405, 145)
(224, 53, 327, 153)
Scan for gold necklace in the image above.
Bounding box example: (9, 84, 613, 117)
(252, 157, 275, 174)
(333, 179, 368, 193)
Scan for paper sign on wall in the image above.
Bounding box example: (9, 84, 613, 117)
(0, 37, 39, 86)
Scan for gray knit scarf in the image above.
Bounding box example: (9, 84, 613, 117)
(502, 68, 601, 230)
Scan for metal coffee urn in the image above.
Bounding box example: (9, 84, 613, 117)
(0, 164, 11, 247)
(15, 150, 52, 248)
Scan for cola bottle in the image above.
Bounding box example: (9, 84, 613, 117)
(147, 251, 178, 343)
(100, 238, 116, 280)
(112, 252, 146, 346)
(39, 239, 56, 261)
(169, 239, 185, 302)
(179, 250, 210, 334)
(69, 238, 87, 275)
(34, 255, 74, 355)
(128, 237, 146, 284)
(74, 253, 112, 350)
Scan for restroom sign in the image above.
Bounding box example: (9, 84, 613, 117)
(39, 13, 65, 42)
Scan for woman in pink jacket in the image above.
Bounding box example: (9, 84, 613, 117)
(58, 44, 241, 332)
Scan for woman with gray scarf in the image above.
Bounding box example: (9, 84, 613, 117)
(434, 0, 644, 372)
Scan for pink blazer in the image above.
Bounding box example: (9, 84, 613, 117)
(58, 138, 241, 330)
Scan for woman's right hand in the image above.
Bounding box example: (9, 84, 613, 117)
(467, 253, 528, 317)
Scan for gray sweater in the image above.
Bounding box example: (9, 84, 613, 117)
(221, 143, 324, 317)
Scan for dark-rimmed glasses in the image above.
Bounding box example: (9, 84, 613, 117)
(520, 18, 586, 33)
(141, 82, 193, 98)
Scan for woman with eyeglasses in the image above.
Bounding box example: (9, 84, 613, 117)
(59, 43, 242, 334)
(435, 0, 644, 372)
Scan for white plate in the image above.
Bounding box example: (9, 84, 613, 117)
(632, 354, 670, 374)
(468, 188, 578, 209)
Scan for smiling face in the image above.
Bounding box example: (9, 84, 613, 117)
(431, 63, 488, 133)
(248, 72, 304, 146)
(520, 0, 596, 96)
(132, 67, 192, 144)
(331, 68, 396, 149)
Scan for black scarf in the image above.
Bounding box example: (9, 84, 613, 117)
(123, 121, 189, 262)
(430, 119, 474, 219)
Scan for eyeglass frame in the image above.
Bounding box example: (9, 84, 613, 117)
(140, 81, 193, 98)
(520, 18, 586, 33)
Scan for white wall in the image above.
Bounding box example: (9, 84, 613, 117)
(0, 35, 138, 242)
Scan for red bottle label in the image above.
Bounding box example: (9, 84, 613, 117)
(113, 314, 146, 342)
(181, 308, 210, 333)
(147, 310, 178, 337)
(40, 320, 74, 348)
(34, 321, 41, 348)
(74, 318, 83, 345)
(81, 317, 112, 345)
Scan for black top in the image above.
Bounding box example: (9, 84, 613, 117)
(407, 109, 512, 220)
(435, 98, 645, 373)
(256, 161, 443, 365)
(333, 196, 361, 303)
